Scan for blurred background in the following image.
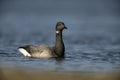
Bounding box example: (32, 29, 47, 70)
(0, 0, 120, 80)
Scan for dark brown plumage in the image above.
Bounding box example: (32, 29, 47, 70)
(18, 22, 67, 58)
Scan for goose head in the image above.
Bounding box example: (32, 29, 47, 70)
(56, 22, 67, 32)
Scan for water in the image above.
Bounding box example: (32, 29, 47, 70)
(0, 0, 120, 73)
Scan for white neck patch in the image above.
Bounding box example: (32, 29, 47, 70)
(56, 31, 60, 34)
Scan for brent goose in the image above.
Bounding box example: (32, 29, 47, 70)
(18, 22, 67, 58)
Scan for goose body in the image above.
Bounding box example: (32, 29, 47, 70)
(18, 22, 67, 58)
(18, 45, 57, 58)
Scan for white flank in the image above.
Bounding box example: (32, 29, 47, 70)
(18, 48, 31, 57)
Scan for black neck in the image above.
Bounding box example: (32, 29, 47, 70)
(55, 31, 65, 57)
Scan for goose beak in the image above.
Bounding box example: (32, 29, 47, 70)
(64, 26, 67, 29)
